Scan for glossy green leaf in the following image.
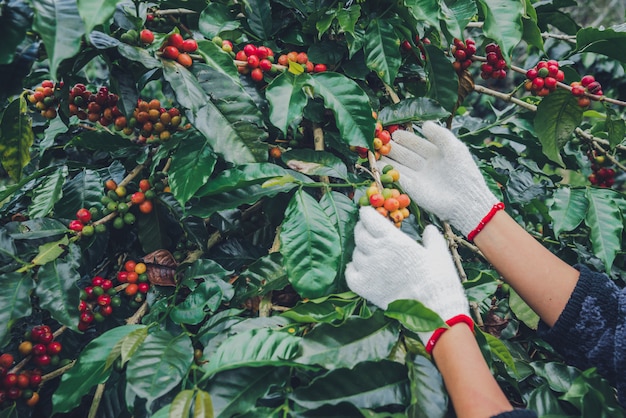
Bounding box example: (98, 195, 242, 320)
(32, 235, 69, 266)
(282, 149, 348, 179)
(243, 0, 272, 39)
(126, 330, 194, 407)
(36, 243, 81, 330)
(163, 60, 208, 114)
(266, 72, 309, 136)
(534, 89, 583, 167)
(52, 325, 145, 414)
(204, 367, 290, 418)
(337, 5, 360, 35)
(606, 108, 626, 148)
(32, 0, 85, 80)
(104, 326, 148, 370)
(527, 384, 567, 416)
(291, 360, 410, 410)
(196, 40, 239, 80)
(137, 198, 172, 253)
(0, 166, 58, 204)
(407, 355, 448, 418)
(117, 42, 162, 69)
(522, 14, 545, 51)
(405, 0, 440, 28)
(198, 3, 239, 37)
(384, 299, 446, 333)
(476, 0, 523, 59)
(306, 72, 375, 150)
(0, 272, 35, 346)
(561, 368, 625, 417)
(479, 330, 517, 375)
(281, 298, 358, 324)
(76, 0, 118, 35)
(189, 64, 268, 163)
(54, 169, 103, 219)
(232, 252, 289, 305)
(171, 277, 234, 325)
(202, 328, 301, 377)
(531, 361, 580, 393)
(170, 390, 194, 418)
(0, 96, 33, 181)
(28, 166, 68, 219)
(319, 191, 358, 282)
(576, 24, 626, 63)
(549, 187, 588, 237)
(194, 390, 214, 418)
(295, 312, 399, 369)
(585, 188, 622, 272)
(443, 0, 477, 40)
(0, 1, 32, 65)
(280, 189, 341, 298)
(168, 131, 217, 206)
(423, 44, 458, 112)
(0, 229, 18, 273)
(363, 19, 401, 85)
(509, 288, 539, 330)
(196, 163, 289, 197)
(378, 98, 450, 126)
(68, 129, 139, 152)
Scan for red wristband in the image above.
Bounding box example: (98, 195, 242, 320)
(467, 202, 505, 242)
(425, 314, 474, 354)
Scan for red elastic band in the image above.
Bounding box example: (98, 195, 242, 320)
(425, 314, 474, 354)
(467, 202, 505, 242)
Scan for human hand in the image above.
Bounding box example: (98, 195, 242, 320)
(382, 121, 499, 238)
(345, 207, 470, 344)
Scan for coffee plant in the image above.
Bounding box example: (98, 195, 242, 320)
(0, 0, 625, 417)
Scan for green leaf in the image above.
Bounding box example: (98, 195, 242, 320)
(522, 14, 545, 51)
(189, 64, 268, 163)
(405, 0, 440, 28)
(76, 0, 118, 35)
(306, 72, 375, 150)
(316, 9, 336, 37)
(531, 361, 581, 393)
(195, 163, 289, 197)
(548, 187, 588, 237)
(171, 277, 234, 325)
(198, 3, 240, 37)
(266, 72, 309, 136)
(170, 390, 195, 418)
(202, 328, 301, 377)
(442, 0, 478, 40)
(476, 0, 523, 59)
(606, 108, 626, 148)
(232, 253, 289, 305)
(407, 355, 448, 418)
(295, 312, 399, 369)
(281, 149, 348, 179)
(423, 44, 458, 113)
(68, 130, 139, 152)
(560, 368, 626, 418)
(243, 0, 272, 39)
(0, 1, 32, 65)
(337, 5, 360, 35)
(163, 60, 209, 114)
(585, 188, 622, 272)
(280, 297, 358, 323)
(117, 42, 162, 69)
(384, 299, 446, 333)
(104, 326, 149, 370)
(319, 191, 358, 282)
(204, 367, 290, 418)
(509, 288, 539, 330)
(280, 189, 341, 298)
(479, 329, 517, 375)
(54, 169, 103, 219)
(28, 166, 68, 219)
(0, 272, 35, 347)
(363, 19, 401, 85)
(0, 96, 33, 181)
(378, 98, 450, 126)
(290, 360, 410, 410)
(32, 235, 69, 266)
(534, 89, 583, 167)
(576, 24, 626, 63)
(36, 243, 81, 330)
(527, 384, 568, 416)
(32, 0, 85, 80)
(168, 131, 217, 206)
(137, 199, 172, 253)
(196, 40, 239, 80)
(126, 330, 194, 408)
(52, 325, 145, 414)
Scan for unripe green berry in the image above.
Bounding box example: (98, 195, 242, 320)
(82, 225, 95, 236)
(113, 217, 125, 230)
(380, 174, 394, 185)
(382, 165, 394, 174)
(95, 224, 107, 234)
(123, 213, 136, 225)
(117, 202, 129, 213)
(358, 195, 370, 206)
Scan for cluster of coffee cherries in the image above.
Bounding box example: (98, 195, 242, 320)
(68, 207, 105, 237)
(524, 60, 565, 97)
(276, 50, 327, 74)
(27, 80, 60, 119)
(214, 37, 234, 54)
(234, 43, 277, 82)
(588, 151, 616, 188)
(117, 259, 151, 307)
(0, 349, 42, 407)
(119, 28, 155, 46)
(160, 33, 198, 68)
(78, 275, 122, 330)
(124, 99, 182, 143)
(68, 83, 123, 127)
(480, 43, 507, 80)
(451, 38, 476, 73)
(101, 177, 160, 229)
(400, 36, 431, 61)
(351, 113, 394, 161)
(15, 325, 63, 370)
(570, 75, 603, 108)
(358, 167, 412, 227)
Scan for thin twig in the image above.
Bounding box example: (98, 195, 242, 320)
(473, 84, 537, 111)
(154, 8, 198, 15)
(367, 151, 384, 192)
(87, 383, 105, 418)
(312, 123, 330, 185)
(41, 360, 76, 384)
(125, 301, 149, 325)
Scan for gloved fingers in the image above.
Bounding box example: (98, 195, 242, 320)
(384, 141, 428, 169)
(421, 224, 451, 257)
(356, 206, 402, 239)
(421, 121, 466, 156)
(391, 130, 439, 160)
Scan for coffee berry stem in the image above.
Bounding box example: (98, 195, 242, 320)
(153, 8, 197, 16)
(366, 150, 385, 192)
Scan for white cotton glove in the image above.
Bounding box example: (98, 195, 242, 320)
(345, 207, 470, 345)
(381, 121, 499, 238)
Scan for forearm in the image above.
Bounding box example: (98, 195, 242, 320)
(432, 324, 513, 418)
(472, 210, 579, 327)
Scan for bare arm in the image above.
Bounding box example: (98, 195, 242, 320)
(432, 324, 514, 418)
(472, 210, 579, 327)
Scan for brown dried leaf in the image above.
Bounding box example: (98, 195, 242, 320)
(141, 249, 178, 286)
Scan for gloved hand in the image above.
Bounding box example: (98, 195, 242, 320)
(345, 207, 470, 346)
(382, 121, 500, 238)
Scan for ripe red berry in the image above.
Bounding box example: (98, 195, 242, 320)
(97, 294, 111, 306)
(526, 68, 538, 80)
(369, 193, 385, 208)
(131, 192, 146, 205)
(32, 344, 47, 356)
(256, 45, 270, 59)
(177, 53, 193, 67)
(243, 44, 258, 57)
(0, 354, 14, 368)
(29, 373, 42, 388)
(247, 55, 260, 68)
(46, 341, 62, 356)
(4, 373, 17, 387)
(140, 29, 154, 44)
(138, 282, 150, 293)
(33, 355, 50, 367)
(544, 77, 557, 90)
(69, 220, 84, 232)
(250, 68, 264, 82)
(139, 179, 151, 192)
(162, 46, 180, 60)
(313, 63, 327, 73)
(100, 305, 113, 316)
(168, 33, 185, 50)
(182, 39, 198, 53)
(259, 59, 273, 72)
(235, 50, 247, 61)
(581, 75, 595, 87)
